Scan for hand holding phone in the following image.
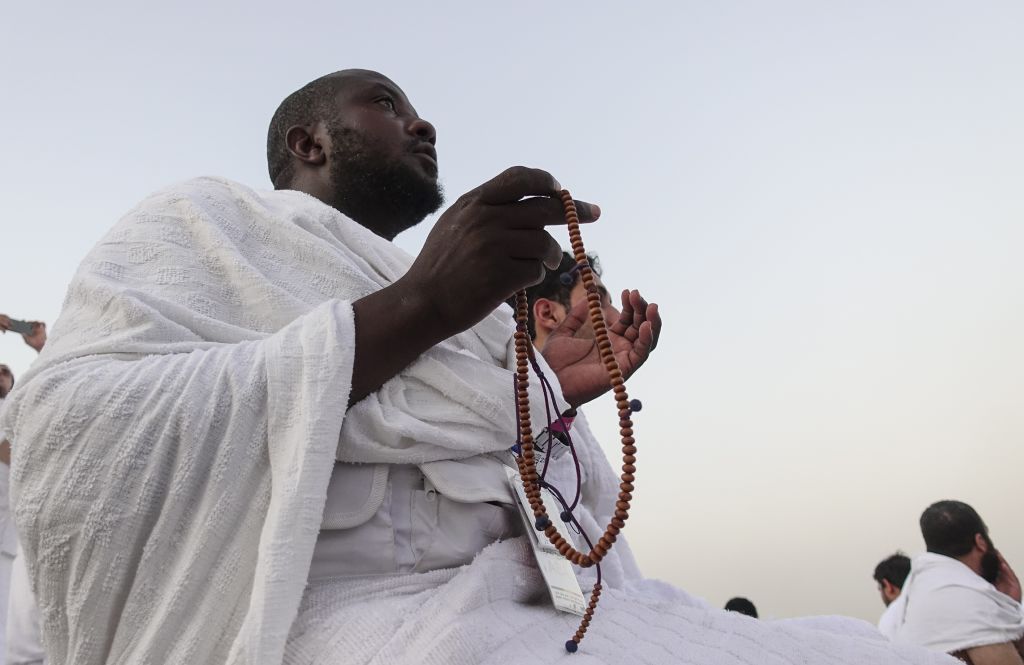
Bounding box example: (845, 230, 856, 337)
(1, 317, 46, 351)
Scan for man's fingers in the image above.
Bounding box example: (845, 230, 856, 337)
(645, 303, 661, 350)
(553, 296, 589, 339)
(500, 229, 563, 269)
(512, 196, 600, 225)
(473, 167, 599, 224)
(543, 241, 562, 270)
(499, 196, 600, 229)
(475, 166, 562, 205)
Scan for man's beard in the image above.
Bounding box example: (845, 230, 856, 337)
(327, 123, 444, 239)
(980, 536, 1002, 584)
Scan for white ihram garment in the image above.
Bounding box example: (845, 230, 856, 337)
(0, 449, 12, 665)
(0, 177, 958, 665)
(891, 552, 1024, 654)
(878, 598, 902, 640)
(6, 548, 43, 665)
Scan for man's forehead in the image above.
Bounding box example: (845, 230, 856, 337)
(331, 69, 408, 100)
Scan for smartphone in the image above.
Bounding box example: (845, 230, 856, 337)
(6, 319, 34, 335)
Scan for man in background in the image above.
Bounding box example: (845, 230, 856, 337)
(892, 500, 1024, 664)
(724, 597, 759, 618)
(875, 552, 912, 638)
(0, 365, 13, 402)
(0, 315, 46, 665)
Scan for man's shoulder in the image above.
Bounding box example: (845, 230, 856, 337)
(140, 176, 256, 206)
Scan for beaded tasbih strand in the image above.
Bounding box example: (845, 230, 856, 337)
(512, 189, 639, 653)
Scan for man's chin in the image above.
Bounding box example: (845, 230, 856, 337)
(410, 154, 439, 180)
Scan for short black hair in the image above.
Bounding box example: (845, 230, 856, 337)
(920, 500, 987, 558)
(873, 552, 911, 589)
(266, 73, 346, 189)
(514, 251, 601, 338)
(724, 597, 758, 618)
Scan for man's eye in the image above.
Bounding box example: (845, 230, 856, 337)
(377, 97, 397, 112)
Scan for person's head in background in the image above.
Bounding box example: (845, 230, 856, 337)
(920, 500, 1001, 584)
(873, 553, 912, 606)
(520, 252, 616, 350)
(0, 364, 13, 399)
(724, 597, 758, 618)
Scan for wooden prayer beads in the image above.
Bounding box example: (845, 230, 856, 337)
(513, 189, 638, 652)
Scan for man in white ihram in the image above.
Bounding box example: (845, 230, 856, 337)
(0, 70, 957, 664)
(890, 501, 1024, 664)
(0, 317, 46, 665)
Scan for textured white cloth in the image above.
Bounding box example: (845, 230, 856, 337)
(284, 538, 958, 665)
(6, 547, 44, 665)
(878, 597, 902, 640)
(0, 460, 14, 665)
(891, 552, 1024, 653)
(0, 177, 959, 665)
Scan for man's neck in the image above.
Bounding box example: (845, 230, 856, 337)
(952, 552, 985, 578)
(288, 179, 401, 241)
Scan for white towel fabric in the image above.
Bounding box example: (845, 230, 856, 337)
(891, 552, 1024, 654)
(878, 599, 901, 640)
(0, 459, 16, 665)
(6, 547, 44, 665)
(0, 177, 958, 665)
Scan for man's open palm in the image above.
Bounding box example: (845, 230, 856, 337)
(540, 289, 660, 407)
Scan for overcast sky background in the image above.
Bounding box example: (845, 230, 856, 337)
(1, 1, 1022, 622)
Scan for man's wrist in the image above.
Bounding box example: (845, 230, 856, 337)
(390, 276, 452, 346)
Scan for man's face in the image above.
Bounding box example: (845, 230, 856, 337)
(0, 364, 13, 398)
(877, 580, 900, 606)
(324, 71, 443, 238)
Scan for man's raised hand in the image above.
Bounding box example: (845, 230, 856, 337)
(23, 321, 46, 352)
(401, 166, 599, 336)
(996, 552, 1022, 603)
(541, 289, 661, 407)
(349, 167, 598, 407)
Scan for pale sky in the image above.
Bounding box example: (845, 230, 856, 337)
(1, 1, 1022, 623)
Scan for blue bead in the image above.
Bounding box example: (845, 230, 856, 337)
(560, 510, 572, 522)
(629, 399, 643, 412)
(535, 516, 551, 530)
(565, 640, 579, 653)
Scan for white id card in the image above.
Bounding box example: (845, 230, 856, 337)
(505, 465, 587, 616)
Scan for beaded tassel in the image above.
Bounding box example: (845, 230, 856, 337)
(513, 190, 638, 652)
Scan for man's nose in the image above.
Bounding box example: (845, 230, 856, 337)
(408, 117, 436, 145)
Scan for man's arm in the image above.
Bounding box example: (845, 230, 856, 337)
(961, 643, 1024, 665)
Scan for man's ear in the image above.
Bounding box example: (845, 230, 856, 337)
(285, 124, 328, 167)
(532, 298, 566, 335)
(975, 532, 989, 553)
